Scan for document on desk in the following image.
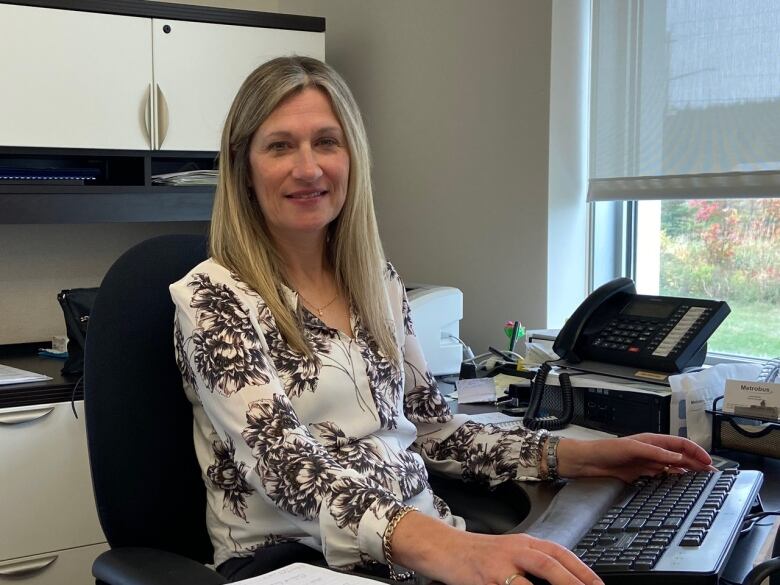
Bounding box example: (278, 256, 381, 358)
(0, 364, 52, 385)
(455, 377, 497, 404)
(468, 412, 617, 439)
(233, 562, 376, 585)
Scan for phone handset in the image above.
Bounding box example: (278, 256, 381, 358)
(522, 361, 574, 431)
(553, 277, 636, 363)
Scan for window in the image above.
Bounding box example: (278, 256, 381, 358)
(589, 0, 780, 359)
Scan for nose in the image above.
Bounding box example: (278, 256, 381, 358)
(292, 145, 323, 182)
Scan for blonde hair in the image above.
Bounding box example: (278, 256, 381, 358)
(210, 56, 398, 363)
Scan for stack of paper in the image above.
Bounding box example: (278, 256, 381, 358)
(234, 562, 378, 585)
(151, 169, 218, 186)
(0, 364, 52, 385)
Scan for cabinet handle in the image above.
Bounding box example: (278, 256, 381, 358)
(156, 83, 169, 148)
(0, 554, 58, 576)
(144, 84, 153, 148)
(0, 407, 54, 425)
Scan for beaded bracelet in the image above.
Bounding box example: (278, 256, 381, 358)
(382, 505, 418, 581)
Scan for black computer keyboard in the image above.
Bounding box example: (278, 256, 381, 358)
(572, 469, 763, 585)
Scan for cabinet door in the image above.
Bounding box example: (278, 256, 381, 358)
(0, 4, 152, 150)
(0, 403, 105, 561)
(152, 19, 325, 151)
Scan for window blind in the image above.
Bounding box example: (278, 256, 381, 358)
(589, 0, 780, 202)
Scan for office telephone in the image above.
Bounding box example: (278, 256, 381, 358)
(523, 278, 730, 429)
(553, 277, 730, 375)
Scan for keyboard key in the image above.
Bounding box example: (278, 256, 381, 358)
(662, 517, 683, 528)
(627, 518, 646, 530)
(608, 517, 631, 532)
(593, 561, 633, 572)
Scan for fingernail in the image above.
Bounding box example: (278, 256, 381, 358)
(593, 580, 605, 585)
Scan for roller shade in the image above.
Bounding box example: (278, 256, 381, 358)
(589, 0, 780, 202)
(588, 170, 780, 202)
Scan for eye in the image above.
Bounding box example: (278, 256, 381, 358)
(267, 141, 291, 152)
(317, 136, 341, 148)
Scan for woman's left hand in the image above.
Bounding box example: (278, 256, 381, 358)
(557, 433, 715, 483)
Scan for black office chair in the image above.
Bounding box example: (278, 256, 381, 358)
(83, 234, 531, 585)
(83, 234, 229, 584)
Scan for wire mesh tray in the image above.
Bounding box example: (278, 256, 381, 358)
(710, 396, 780, 459)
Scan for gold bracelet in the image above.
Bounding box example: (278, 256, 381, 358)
(382, 505, 418, 581)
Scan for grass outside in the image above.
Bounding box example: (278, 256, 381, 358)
(707, 300, 780, 358)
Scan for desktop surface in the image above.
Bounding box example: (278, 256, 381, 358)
(0, 345, 81, 408)
(444, 390, 778, 585)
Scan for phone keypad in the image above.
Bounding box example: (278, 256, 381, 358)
(592, 305, 712, 359)
(593, 321, 658, 352)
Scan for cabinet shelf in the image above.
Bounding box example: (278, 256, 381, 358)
(0, 147, 217, 223)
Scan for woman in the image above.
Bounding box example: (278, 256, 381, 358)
(170, 56, 712, 585)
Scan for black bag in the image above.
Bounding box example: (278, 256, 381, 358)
(57, 287, 99, 376)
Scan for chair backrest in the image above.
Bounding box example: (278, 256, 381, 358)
(84, 234, 212, 563)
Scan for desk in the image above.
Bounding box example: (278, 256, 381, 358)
(0, 344, 81, 408)
(720, 453, 780, 584)
(0, 345, 106, 585)
(446, 391, 779, 584)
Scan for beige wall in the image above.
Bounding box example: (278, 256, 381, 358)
(2, 1, 554, 356)
(280, 0, 553, 353)
(0, 223, 208, 344)
(158, 0, 279, 11)
(0, 0, 274, 345)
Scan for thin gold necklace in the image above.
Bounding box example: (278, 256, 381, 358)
(297, 290, 339, 317)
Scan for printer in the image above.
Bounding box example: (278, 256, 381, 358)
(405, 284, 464, 375)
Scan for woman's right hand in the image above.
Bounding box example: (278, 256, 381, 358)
(391, 511, 603, 585)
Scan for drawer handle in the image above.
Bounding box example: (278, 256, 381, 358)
(0, 554, 58, 576)
(0, 407, 55, 425)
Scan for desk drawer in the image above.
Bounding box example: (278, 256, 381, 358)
(0, 402, 104, 560)
(0, 542, 108, 585)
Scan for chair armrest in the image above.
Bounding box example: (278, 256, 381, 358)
(93, 547, 227, 585)
(742, 556, 780, 585)
(427, 474, 531, 534)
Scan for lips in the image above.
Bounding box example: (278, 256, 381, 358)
(285, 189, 327, 200)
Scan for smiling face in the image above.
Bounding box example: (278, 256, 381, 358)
(248, 87, 350, 243)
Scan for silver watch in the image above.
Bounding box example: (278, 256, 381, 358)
(545, 435, 561, 480)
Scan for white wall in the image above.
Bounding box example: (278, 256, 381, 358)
(547, 0, 591, 327)
(280, 0, 553, 353)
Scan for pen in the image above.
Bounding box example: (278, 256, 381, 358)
(488, 345, 514, 362)
(508, 320, 519, 352)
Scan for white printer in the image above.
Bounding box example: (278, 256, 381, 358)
(405, 284, 464, 375)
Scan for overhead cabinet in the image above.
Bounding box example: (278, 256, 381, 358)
(0, 3, 324, 152)
(0, 0, 325, 222)
(0, 4, 153, 151)
(152, 18, 324, 151)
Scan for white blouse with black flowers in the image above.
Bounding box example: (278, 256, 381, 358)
(170, 259, 549, 570)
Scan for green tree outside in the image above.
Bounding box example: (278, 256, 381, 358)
(659, 198, 780, 358)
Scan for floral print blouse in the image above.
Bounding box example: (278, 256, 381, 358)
(170, 259, 549, 569)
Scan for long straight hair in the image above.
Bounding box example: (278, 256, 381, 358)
(209, 56, 398, 363)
